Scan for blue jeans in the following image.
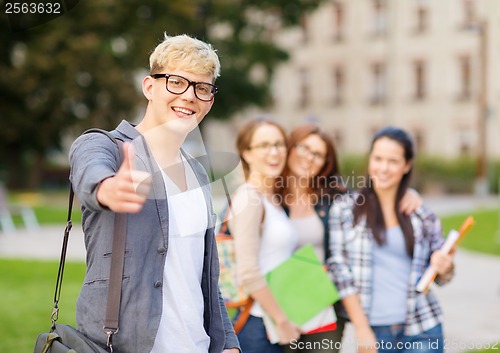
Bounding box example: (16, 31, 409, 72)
(371, 324, 443, 353)
(237, 315, 284, 353)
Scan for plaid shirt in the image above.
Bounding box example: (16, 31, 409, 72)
(327, 196, 452, 336)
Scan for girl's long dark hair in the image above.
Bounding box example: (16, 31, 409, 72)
(353, 126, 415, 257)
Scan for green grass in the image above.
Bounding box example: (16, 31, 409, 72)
(442, 209, 500, 353)
(12, 205, 82, 226)
(470, 347, 500, 353)
(0, 207, 498, 352)
(441, 209, 500, 256)
(0, 259, 85, 353)
(8, 189, 81, 226)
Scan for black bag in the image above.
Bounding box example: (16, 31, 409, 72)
(34, 129, 126, 353)
(34, 324, 108, 353)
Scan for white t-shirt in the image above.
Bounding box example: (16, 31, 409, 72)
(150, 156, 210, 353)
(250, 195, 298, 317)
(291, 213, 324, 261)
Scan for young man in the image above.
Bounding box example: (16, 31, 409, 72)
(69, 34, 240, 353)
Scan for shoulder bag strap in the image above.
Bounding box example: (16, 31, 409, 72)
(52, 128, 127, 352)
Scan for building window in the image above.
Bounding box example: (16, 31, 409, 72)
(300, 14, 309, 44)
(372, 0, 388, 37)
(332, 2, 345, 42)
(413, 129, 424, 151)
(299, 68, 310, 108)
(332, 129, 343, 150)
(461, 0, 476, 29)
(413, 60, 426, 101)
(332, 66, 345, 106)
(414, 2, 429, 33)
(458, 129, 473, 155)
(369, 126, 381, 141)
(370, 62, 386, 105)
(458, 56, 472, 101)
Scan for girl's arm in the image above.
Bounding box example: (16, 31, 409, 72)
(341, 294, 377, 353)
(328, 199, 377, 352)
(229, 186, 300, 344)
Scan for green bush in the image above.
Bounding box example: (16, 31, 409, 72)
(338, 155, 500, 195)
(413, 156, 477, 194)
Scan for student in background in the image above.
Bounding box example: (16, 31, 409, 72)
(279, 124, 422, 353)
(278, 124, 346, 353)
(328, 126, 455, 353)
(228, 118, 301, 353)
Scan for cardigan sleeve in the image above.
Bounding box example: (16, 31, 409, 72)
(414, 206, 454, 286)
(228, 185, 267, 294)
(218, 287, 241, 351)
(69, 133, 121, 212)
(327, 196, 359, 299)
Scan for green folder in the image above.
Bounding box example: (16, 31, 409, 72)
(265, 244, 340, 325)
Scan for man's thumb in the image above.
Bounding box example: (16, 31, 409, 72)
(119, 142, 136, 172)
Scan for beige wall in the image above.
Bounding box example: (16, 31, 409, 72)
(208, 0, 499, 159)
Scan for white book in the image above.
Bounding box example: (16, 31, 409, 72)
(415, 229, 459, 293)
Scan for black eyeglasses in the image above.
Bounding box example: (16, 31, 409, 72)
(151, 73, 218, 102)
(295, 143, 326, 163)
(249, 141, 287, 154)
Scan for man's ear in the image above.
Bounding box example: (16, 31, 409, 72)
(142, 76, 154, 100)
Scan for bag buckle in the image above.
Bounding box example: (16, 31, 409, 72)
(50, 305, 59, 331)
(103, 327, 119, 353)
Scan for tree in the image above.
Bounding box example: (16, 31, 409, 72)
(0, 0, 324, 189)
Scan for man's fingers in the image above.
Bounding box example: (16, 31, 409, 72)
(113, 201, 146, 214)
(118, 142, 135, 174)
(117, 142, 152, 197)
(102, 141, 152, 213)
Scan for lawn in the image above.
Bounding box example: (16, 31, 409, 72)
(8, 190, 82, 226)
(0, 207, 497, 352)
(441, 208, 500, 256)
(0, 259, 85, 353)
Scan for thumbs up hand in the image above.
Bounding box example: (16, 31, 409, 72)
(97, 142, 152, 213)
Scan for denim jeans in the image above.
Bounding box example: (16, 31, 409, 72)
(371, 323, 443, 353)
(237, 315, 284, 353)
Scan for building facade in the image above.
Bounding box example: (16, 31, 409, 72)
(268, 0, 500, 159)
(208, 0, 500, 161)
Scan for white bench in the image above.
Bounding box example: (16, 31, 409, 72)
(0, 184, 40, 235)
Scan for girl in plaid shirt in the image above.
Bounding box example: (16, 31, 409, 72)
(328, 127, 455, 353)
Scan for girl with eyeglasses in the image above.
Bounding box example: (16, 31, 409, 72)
(228, 117, 301, 353)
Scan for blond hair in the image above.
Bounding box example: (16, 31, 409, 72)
(149, 33, 221, 81)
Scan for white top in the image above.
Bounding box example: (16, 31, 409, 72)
(150, 156, 210, 353)
(251, 195, 298, 317)
(291, 213, 324, 261)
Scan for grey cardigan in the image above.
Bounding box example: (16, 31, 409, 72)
(69, 120, 239, 353)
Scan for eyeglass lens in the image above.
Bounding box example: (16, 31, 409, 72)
(296, 143, 325, 161)
(166, 75, 215, 101)
(251, 141, 287, 153)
